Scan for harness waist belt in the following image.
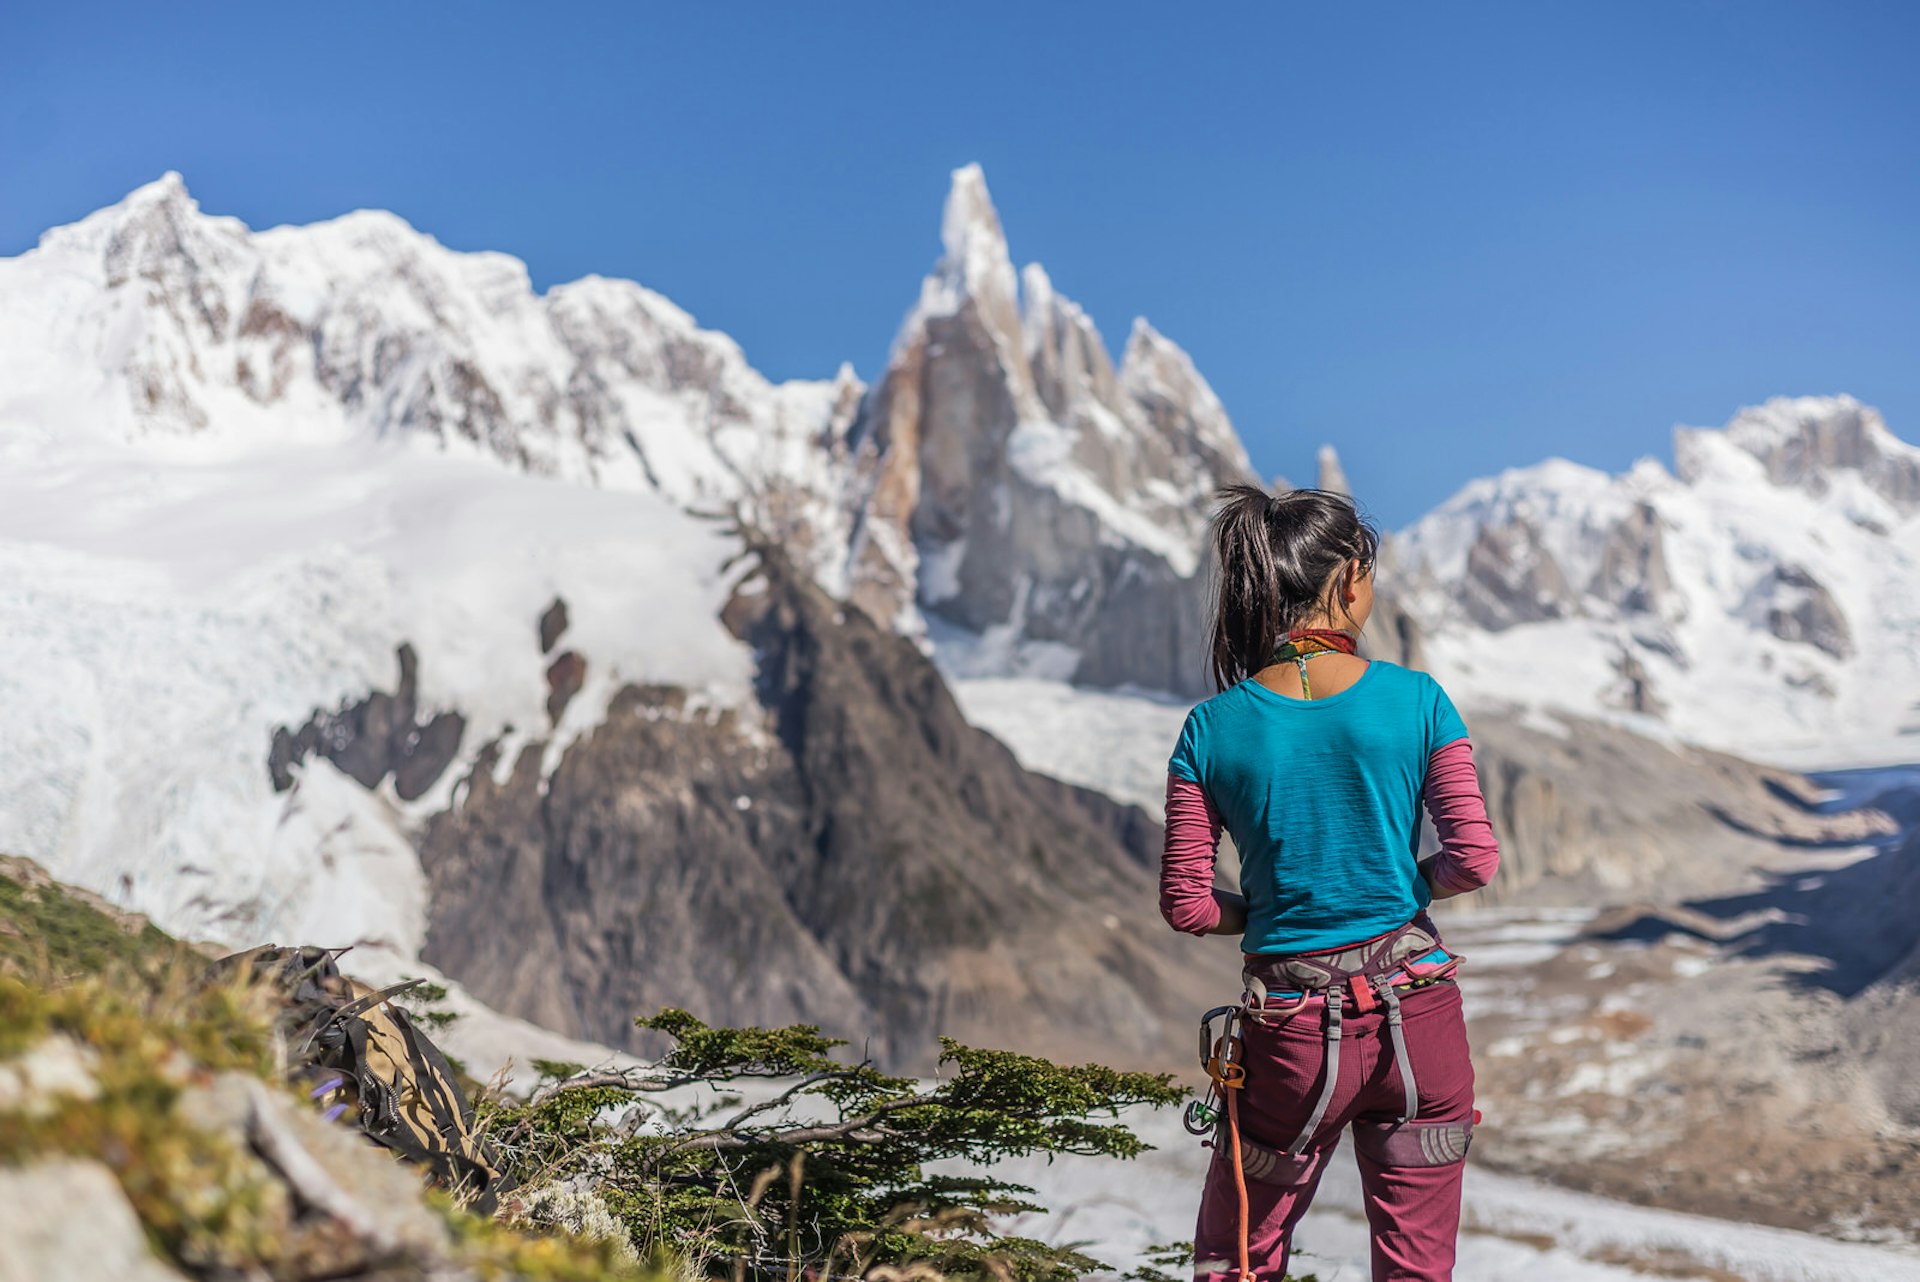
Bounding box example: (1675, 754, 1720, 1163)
(1235, 916, 1465, 1155)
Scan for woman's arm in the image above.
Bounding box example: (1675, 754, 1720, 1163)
(1162, 775, 1244, 935)
(1420, 738, 1500, 899)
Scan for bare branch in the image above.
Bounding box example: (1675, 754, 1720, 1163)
(719, 1070, 862, 1131)
(524, 1066, 698, 1109)
(656, 1094, 930, 1158)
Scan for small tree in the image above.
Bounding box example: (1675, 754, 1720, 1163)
(485, 1008, 1188, 1282)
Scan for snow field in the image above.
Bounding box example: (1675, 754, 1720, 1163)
(0, 436, 754, 954)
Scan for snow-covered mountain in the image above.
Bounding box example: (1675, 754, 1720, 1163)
(0, 168, 1249, 1067)
(1396, 395, 1920, 765)
(0, 165, 1248, 696)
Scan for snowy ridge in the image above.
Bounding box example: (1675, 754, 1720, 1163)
(4, 168, 1257, 698)
(0, 171, 861, 583)
(0, 166, 1259, 971)
(1397, 395, 1920, 766)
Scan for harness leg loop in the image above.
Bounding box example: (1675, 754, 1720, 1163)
(1286, 990, 1343, 1157)
(1379, 978, 1418, 1124)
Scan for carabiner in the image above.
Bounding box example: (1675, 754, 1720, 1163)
(1183, 1097, 1220, 1135)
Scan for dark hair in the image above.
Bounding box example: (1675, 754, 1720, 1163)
(1207, 484, 1380, 692)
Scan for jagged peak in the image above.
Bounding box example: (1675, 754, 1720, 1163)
(1020, 260, 1055, 316)
(940, 163, 1006, 271)
(1020, 262, 1107, 351)
(1116, 317, 1252, 474)
(1317, 444, 1351, 496)
(1118, 318, 1205, 398)
(126, 170, 194, 210)
(914, 164, 1020, 325)
(1121, 315, 1170, 356)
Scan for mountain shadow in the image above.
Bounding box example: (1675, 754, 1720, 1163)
(1595, 767, 1920, 997)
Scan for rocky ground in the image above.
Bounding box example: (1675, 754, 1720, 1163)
(1443, 762, 1920, 1246)
(1450, 904, 1920, 1244)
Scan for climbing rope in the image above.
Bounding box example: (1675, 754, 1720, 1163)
(1193, 1005, 1252, 1280)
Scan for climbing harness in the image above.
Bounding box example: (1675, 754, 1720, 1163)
(1187, 916, 1465, 1278)
(1270, 628, 1357, 700)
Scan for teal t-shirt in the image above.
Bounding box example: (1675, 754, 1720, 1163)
(1167, 660, 1470, 955)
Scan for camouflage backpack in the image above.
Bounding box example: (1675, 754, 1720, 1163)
(217, 945, 512, 1215)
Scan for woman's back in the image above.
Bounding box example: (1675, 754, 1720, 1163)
(1170, 659, 1468, 954)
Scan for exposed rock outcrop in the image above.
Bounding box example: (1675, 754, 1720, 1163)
(1458, 517, 1574, 631)
(545, 651, 587, 722)
(1746, 562, 1853, 659)
(538, 597, 569, 654)
(418, 544, 1226, 1070)
(1590, 499, 1674, 616)
(268, 644, 465, 801)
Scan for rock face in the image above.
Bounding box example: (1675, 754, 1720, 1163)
(269, 644, 465, 801)
(842, 166, 1257, 695)
(1746, 563, 1853, 659)
(1458, 517, 1575, 630)
(417, 544, 1226, 1070)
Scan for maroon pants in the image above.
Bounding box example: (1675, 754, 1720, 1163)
(1192, 981, 1475, 1282)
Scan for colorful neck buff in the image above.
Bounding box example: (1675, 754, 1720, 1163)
(1270, 629, 1359, 699)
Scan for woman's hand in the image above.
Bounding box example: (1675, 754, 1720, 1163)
(1209, 890, 1249, 936)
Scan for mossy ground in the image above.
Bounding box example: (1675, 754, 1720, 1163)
(0, 857, 662, 1282)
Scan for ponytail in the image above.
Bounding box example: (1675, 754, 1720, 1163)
(1207, 485, 1379, 692)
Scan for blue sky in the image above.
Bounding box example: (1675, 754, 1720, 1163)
(5, 1, 1915, 527)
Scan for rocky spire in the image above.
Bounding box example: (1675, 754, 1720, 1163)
(842, 169, 1264, 694)
(1117, 318, 1252, 484)
(908, 165, 1039, 417)
(1317, 444, 1351, 495)
(1021, 262, 1119, 420)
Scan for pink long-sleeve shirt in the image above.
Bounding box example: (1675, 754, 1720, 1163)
(1160, 737, 1499, 937)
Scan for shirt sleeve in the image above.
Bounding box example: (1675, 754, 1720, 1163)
(1161, 774, 1224, 935)
(1427, 677, 1470, 758)
(1168, 707, 1205, 785)
(1422, 738, 1500, 894)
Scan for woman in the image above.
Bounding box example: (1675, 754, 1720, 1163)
(1161, 485, 1500, 1282)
